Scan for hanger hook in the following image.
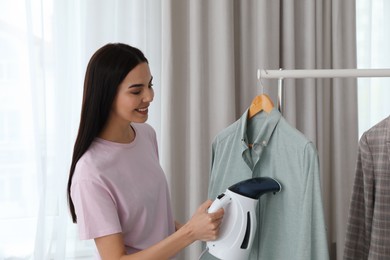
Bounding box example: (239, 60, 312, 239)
(257, 69, 265, 94)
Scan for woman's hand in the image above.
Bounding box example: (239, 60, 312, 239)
(182, 200, 224, 242)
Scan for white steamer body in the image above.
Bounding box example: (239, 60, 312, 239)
(207, 190, 257, 260)
(205, 177, 281, 260)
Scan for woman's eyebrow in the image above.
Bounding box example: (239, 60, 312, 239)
(129, 76, 153, 88)
(129, 83, 144, 88)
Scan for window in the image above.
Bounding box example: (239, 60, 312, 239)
(357, 0, 390, 137)
(0, 1, 161, 258)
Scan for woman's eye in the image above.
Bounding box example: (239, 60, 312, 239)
(131, 91, 141, 95)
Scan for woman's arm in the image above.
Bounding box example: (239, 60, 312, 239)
(174, 220, 183, 231)
(95, 200, 224, 260)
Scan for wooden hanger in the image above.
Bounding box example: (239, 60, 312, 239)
(247, 94, 274, 148)
(247, 93, 274, 119)
(248, 69, 275, 119)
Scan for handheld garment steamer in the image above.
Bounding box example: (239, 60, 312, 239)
(206, 177, 281, 260)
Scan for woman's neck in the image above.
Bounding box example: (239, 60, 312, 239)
(99, 122, 135, 144)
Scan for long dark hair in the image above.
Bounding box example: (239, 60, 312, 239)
(67, 43, 148, 223)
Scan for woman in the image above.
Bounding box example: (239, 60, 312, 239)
(67, 43, 224, 260)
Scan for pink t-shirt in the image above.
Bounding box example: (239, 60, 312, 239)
(71, 123, 175, 254)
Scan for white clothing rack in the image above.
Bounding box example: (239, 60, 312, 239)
(257, 68, 390, 113)
(260, 68, 390, 79)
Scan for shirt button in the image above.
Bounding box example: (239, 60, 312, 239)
(262, 140, 267, 146)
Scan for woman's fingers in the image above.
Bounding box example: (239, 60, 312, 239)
(200, 199, 213, 212)
(209, 207, 224, 220)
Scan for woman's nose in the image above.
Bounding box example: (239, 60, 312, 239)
(143, 87, 154, 102)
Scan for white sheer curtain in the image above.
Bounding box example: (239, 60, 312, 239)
(0, 1, 161, 259)
(357, 0, 390, 136)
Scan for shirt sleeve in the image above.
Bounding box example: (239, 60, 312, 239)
(71, 179, 122, 240)
(297, 142, 330, 260)
(344, 133, 373, 259)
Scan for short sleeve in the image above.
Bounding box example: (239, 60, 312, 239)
(71, 180, 122, 239)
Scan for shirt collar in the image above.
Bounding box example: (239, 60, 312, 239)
(239, 108, 282, 151)
(386, 116, 390, 142)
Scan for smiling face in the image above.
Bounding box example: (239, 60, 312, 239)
(110, 62, 154, 126)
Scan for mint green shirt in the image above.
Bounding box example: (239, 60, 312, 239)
(204, 109, 329, 260)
